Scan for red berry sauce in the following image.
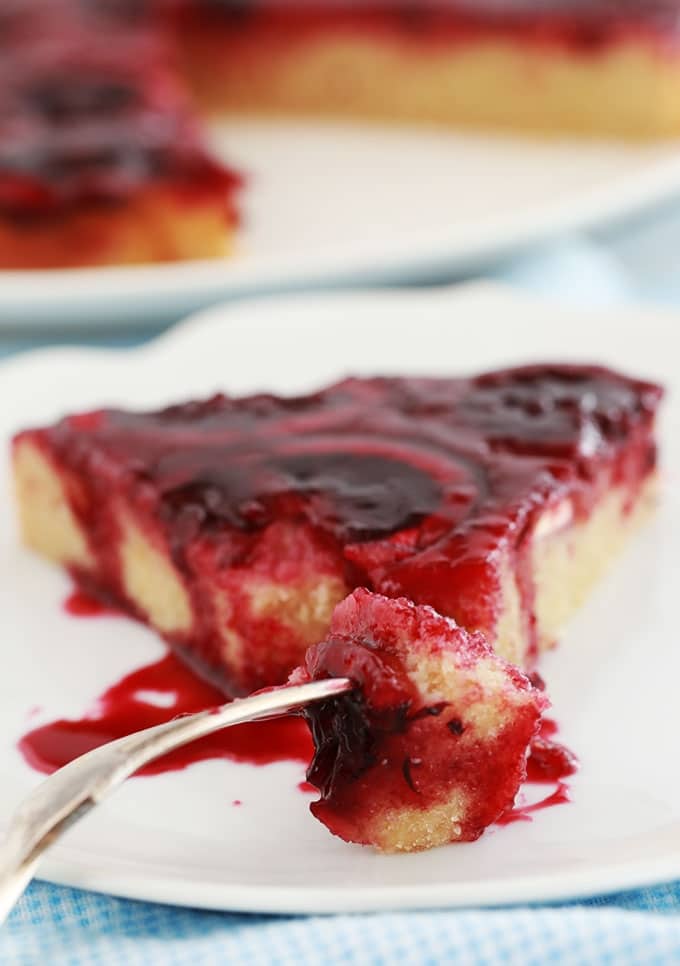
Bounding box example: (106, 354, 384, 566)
(497, 714, 578, 825)
(526, 732, 578, 784)
(63, 589, 119, 618)
(19, 650, 312, 778)
(496, 781, 572, 826)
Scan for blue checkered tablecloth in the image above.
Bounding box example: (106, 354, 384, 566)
(3, 881, 680, 965)
(3, 199, 680, 964)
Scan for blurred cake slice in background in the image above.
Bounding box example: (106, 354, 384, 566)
(3, 0, 680, 269)
(0, 0, 240, 269)
(175, 0, 680, 138)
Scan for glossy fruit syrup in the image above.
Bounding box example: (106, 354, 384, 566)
(63, 589, 118, 617)
(19, 646, 312, 778)
(495, 782, 572, 826)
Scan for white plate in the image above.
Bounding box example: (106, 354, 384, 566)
(1, 283, 679, 913)
(3, 121, 680, 330)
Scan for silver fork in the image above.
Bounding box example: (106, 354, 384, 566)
(0, 677, 352, 925)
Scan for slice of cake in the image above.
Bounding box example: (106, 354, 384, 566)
(0, 0, 240, 269)
(290, 588, 547, 852)
(175, 0, 680, 138)
(12, 364, 662, 696)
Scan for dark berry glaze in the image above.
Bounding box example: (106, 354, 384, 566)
(15, 364, 661, 694)
(302, 638, 417, 800)
(176, 0, 680, 55)
(0, 0, 240, 220)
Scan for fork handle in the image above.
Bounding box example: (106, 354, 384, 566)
(0, 676, 352, 924)
(0, 854, 39, 925)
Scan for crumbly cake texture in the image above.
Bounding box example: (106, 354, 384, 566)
(12, 364, 662, 697)
(290, 588, 547, 852)
(3, 3, 680, 268)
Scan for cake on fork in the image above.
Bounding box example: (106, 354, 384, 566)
(291, 588, 547, 852)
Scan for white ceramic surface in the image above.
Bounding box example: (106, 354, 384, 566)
(3, 121, 680, 329)
(0, 283, 678, 913)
